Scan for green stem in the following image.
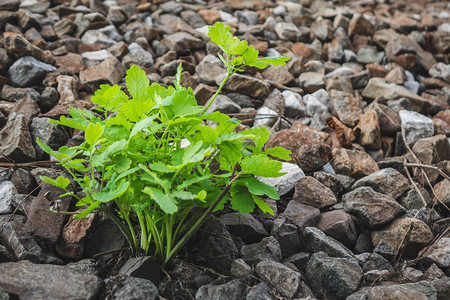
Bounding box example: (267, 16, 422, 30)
(201, 70, 233, 114)
(118, 204, 138, 251)
(137, 211, 148, 253)
(103, 206, 136, 255)
(164, 170, 243, 265)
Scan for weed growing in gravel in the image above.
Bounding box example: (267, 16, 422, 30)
(37, 22, 290, 264)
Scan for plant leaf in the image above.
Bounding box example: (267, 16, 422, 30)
(241, 154, 284, 177)
(143, 187, 178, 214)
(263, 146, 292, 161)
(126, 65, 149, 102)
(252, 194, 274, 215)
(85, 122, 104, 145)
(230, 185, 254, 214)
(93, 180, 129, 203)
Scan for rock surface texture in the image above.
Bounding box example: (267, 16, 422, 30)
(0, 0, 449, 299)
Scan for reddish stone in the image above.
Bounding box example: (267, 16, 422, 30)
(391, 53, 417, 70)
(366, 64, 388, 78)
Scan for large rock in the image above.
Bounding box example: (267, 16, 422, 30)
(162, 32, 204, 53)
(352, 168, 410, 200)
(3, 32, 44, 61)
(79, 56, 126, 91)
(262, 65, 295, 86)
(367, 281, 437, 300)
(265, 125, 331, 172)
(362, 78, 431, 113)
(299, 72, 326, 93)
(271, 217, 301, 258)
(30, 117, 69, 160)
(8, 56, 56, 87)
(0, 261, 103, 299)
(220, 212, 268, 244)
(217, 73, 270, 98)
(25, 184, 72, 245)
(110, 276, 158, 300)
(255, 260, 302, 298)
(371, 218, 433, 257)
(282, 202, 321, 230)
(332, 148, 379, 179)
(355, 109, 382, 149)
(317, 210, 357, 248)
(329, 90, 362, 128)
(0, 113, 36, 162)
(241, 236, 282, 265)
(422, 237, 450, 268)
(196, 54, 226, 85)
(366, 101, 401, 136)
(195, 279, 248, 300)
(122, 43, 154, 69)
(304, 227, 355, 259)
(399, 110, 434, 145)
(306, 252, 363, 300)
(0, 181, 16, 214)
(293, 176, 337, 209)
(343, 187, 406, 228)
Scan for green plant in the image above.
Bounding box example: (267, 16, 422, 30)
(38, 22, 291, 265)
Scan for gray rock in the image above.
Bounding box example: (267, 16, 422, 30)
(263, 89, 284, 115)
(306, 252, 363, 299)
(8, 56, 56, 87)
(81, 50, 113, 61)
(162, 32, 204, 53)
(255, 260, 302, 298)
(256, 162, 304, 196)
(304, 227, 356, 259)
(66, 259, 100, 276)
(195, 279, 248, 300)
(423, 237, 450, 268)
(330, 89, 363, 127)
(30, 117, 69, 160)
(303, 94, 329, 117)
(0, 181, 16, 214)
(220, 213, 268, 244)
(246, 282, 273, 300)
(231, 259, 253, 279)
(196, 54, 226, 85)
(81, 30, 116, 46)
(399, 110, 434, 145)
(274, 22, 302, 41)
(122, 43, 154, 69)
(373, 240, 398, 261)
(428, 277, 450, 300)
(253, 106, 279, 128)
(0, 261, 103, 299)
(313, 171, 355, 196)
(39, 87, 59, 112)
(332, 148, 379, 179)
(241, 236, 282, 265)
(111, 276, 158, 300)
(299, 72, 326, 93)
(206, 95, 241, 114)
(356, 47, 384, 64)
(271, 217, 301, 258)
(10, 168, 36, 195)
(352, 168, 410, 200)
(400, 187, 432, 210)
(404, 80, 420, 94)
(429, 62, 450, 82)
(342, 186, 405, 228)
(362, 253, 393, 272)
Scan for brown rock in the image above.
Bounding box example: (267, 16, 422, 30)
(54, 53, 84, 73)
(265, 125, 331, 172)
(0, 113, 36, 162)
(355, 109, 382, 150)
(433, 179, 450, 206)
(317, 210, 357, 248)
(56, 212, 97, 259)
(292, 42, 313, 59)
(433, 118, 450, 136)
(371, 218, 433, 257)
(411, 135, 450, 184)
(162, 32, 204, 53)
(366, 101, 401, 136)
(367, 284, 431, 300)
(343, 187, 406, 228)
(332, 148, 379, 179)
(219, 73, 269, 98)
(293, 176, 337, 209)
(3, 32, 43, 61)
(282, 201, 321, 230)
(348, 14, 374, 36)
(390, 53, 417, 70)
(194, 84, 216, 106)
(198, 9, 221, 25)
(226, 0, 267, 10)
(79, 56, 126, 91)
(262, 65, 295, 86)
(26, 184, 72, 245)
(366, 64, 388, 78)
(385, 66, 406, 85)
(385, 35, 436, 71)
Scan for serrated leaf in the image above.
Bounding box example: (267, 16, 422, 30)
(126, 65, 149, 102)
(243, 45, 259, 65)
(85, 122, 104, 145)
(237, 177, 279, 200)
(91, 84, 128, 111)
(143, 187, 178, 214)
(263, 147, 292, 161)
(120, 99, 155, 122)
(218, 140, 242, 169)
(257, 56, 290, 66)
(241, 154, 284, 177)
(50, 116, 87, 131)
(252, 194, 274, 215)
(74, 201, 100, 219)
(40, 175, 70, 190)
(230, 185, 255, 214)
(129, 115, 157, 138)
(165, 89, 203, 118)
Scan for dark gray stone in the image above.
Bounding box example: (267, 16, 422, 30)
(111, 276, 158, 300)
(255, 260, 302, 298)
(306, 251, 363, 300)
(304, 227, 356, 259)
(241, 236, 282, 266)
(30, 117, 69, 160)
(271, 217, 301, 258)
(119, 256, 160, 284)
(195, 279, 248, 300)
(220, 212, 268, 244)
(0, 261, 103, 299)
(352, 168, 410, 200)
(8, 56, 56, 87)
